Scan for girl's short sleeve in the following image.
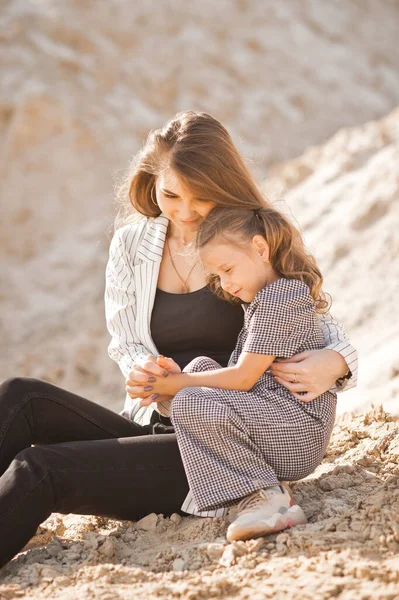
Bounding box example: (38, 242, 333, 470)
(243, 279, 323, 358)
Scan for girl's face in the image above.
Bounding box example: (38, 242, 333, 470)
(200, 238, 278, 303)
(155, 169, 215, 237)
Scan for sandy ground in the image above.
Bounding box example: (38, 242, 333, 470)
(0, 405, 398, 600)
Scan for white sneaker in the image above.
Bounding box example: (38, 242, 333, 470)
(226, 484, 307, 542)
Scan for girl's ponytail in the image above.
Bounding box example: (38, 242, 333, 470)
(256, 207, 330, 313)
(197, 206, 330, 313)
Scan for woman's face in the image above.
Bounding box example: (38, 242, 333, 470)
(155, 169, 215, 236)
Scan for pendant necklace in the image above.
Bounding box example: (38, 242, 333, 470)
(166, 237, 197, 294)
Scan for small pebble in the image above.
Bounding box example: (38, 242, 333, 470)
(275, 533, 289, 545)
(231, 541, 247, 556)
(172, 558, 186, 571)
(170, 513, 182, 525)
(98, 537, 117, 558)
(47, 540, 63, 558)
(64, 552, 81, 562)
(40, 566, 63, 579)
(136, 513, 158, 531)
(206, 543, 225, 561)
(219, 545, 237, 567)
(247, 537, 265, 553)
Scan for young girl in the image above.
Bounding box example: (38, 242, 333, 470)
(132, 204, 338, 542)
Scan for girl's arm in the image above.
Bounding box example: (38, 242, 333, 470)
(137, 352, 275, 402)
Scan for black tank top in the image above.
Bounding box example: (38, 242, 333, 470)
(150, 286, 244, 370)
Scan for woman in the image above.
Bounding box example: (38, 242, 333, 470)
(0, 111, 356, 567)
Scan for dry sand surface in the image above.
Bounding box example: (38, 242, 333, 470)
(0, 405, 398, 599)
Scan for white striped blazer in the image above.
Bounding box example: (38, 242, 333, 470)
(104, 214, 358, 518)
(104, 214, 358, 427)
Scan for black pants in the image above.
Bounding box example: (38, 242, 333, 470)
(0, 377, 189, 568)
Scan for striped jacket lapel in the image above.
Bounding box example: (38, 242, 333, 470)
(134, 215, 169, 356)
(136, 214, 169, 263)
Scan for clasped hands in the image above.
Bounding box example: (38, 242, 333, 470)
(125, 349, 347, 406)
(125, 355, 181, 407)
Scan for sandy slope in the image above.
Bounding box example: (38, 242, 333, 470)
(0, 405, 398, 599)
(265, 107, 399, 415)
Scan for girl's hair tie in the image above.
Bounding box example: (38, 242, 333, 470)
(253, 208, 262, 219)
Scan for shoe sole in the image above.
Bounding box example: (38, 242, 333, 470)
(226, 504, 307, 542)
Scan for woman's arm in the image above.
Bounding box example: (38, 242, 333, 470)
(105, 226, 156, 378)
(106, 227, 176, 417)
(319, 312, 358, 391)
(270, 312, 358, 402)
(134, 352, 275, 402)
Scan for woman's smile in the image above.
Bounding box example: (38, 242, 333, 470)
(155, 169, 215, 242)
(179, 217, 200, 225)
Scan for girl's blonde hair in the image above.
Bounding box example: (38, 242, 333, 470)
(115, 111, 266, 229)
(196, 206, 331, 313)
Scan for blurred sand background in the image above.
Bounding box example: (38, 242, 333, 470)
(0, 1, 399, 598)
(1, 0, 398, 416)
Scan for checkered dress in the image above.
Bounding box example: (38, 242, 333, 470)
(171, 278, 337, 513)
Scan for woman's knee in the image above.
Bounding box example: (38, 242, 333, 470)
(7, 447, 56, 523)
(7, 447, 55, 500)
(0, 377, 40, 406)
(14, 445, 52, 474)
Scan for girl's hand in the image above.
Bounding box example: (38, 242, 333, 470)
(156, 355, 181, 375)
(270, 349, 348, 402)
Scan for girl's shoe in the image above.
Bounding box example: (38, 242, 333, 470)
(226, 484, 307, 542)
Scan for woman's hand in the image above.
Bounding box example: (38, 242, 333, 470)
(125, 355, 181, 405)
(125, 355, 166, 400)
(139, 356, 182, 407)
(270, 349, 349, 402)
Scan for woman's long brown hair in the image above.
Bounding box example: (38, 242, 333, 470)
(114, 111, 267, 229)
(196, 206, 331, 313)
